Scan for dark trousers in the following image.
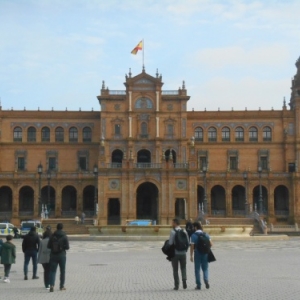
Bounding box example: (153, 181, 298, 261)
(42, 263, 51, 288)
(24, 250, 38, 277)
(4, 264, 11, 278)
(171, 254, 187, 288)
(49, 254, 66, 288)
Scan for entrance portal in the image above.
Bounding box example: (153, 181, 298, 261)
(108, 198, 120, 225)
(136, 182, 158, 222)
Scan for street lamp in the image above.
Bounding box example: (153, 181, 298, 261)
(37, 163, 43, 217)
(258, 163, 263, 214)
(93, 164, 98, 217)
(243, 171, 248, 216)
(47, 169, 51, 217)
(202, 162, 208, 214)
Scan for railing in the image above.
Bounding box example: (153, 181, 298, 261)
(0, 212, 12, 221)
(135, 163, 161, 169)
(139, 134, 149, 139)
(211, 210, 226, 216)
(233, 210, 246, 216)
(109, 90, 126, 95)
(162, 90, 179, 95)
(82, 211, 95, 217)
(19, 211, 34, 216)
(275, 210, 289, 216)
(165, 134, 175, 139)
(174, 163, 189, 169)
(107, 163, 122, 168)
(61, 211, 77, 217)
(269, 223, 298, 232)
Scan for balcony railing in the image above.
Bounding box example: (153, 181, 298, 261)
(109, 90, 126, 95)
(211, 210, 226, 216)
(162, 90, 179, 95)
(174, 163, 189, 169)
(275, 210, 289, 216)
(107, 163, 122, 168)
(19, 211, 34, 216)
(232, 210, 246, 216)
(135, 163, 161, 169)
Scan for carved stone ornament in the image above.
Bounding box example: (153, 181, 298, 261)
(176, 179, 187, 190)
(109, 179, 120, 190)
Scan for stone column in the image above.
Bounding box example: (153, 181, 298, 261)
(226, 183, 232, 217)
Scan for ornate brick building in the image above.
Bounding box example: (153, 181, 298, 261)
(1, 58, 300, 225)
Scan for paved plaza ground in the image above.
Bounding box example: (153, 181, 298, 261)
(1, 237, 300, 300)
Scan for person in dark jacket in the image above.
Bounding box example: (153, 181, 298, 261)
(0, 235, 16, 283)
(185, 218, 194, 238)
(38, 230, 52, 289)
(47, 223, 69, 292)
(22, 226, 40, 280)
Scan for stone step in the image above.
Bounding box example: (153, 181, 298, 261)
(207, 218, 254, 225)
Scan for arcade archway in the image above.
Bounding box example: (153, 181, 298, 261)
(136, 182, 158, 222)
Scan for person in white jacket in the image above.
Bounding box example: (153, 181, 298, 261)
(38, 230, 52, 289)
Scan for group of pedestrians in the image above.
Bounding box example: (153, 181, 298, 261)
(0, 223, 69, 293)
(168, 218, 213, 291)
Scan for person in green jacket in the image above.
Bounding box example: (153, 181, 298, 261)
(0, 235, 16, 283)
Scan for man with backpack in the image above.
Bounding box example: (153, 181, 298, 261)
(168, 218, 189, 290)
(47, 223, 69, 292)
(22, 226, 40, 280)
(190, 221, 212, 290)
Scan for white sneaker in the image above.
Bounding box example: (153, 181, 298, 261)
(4, 278, 10, 283)
(46, 286, 50, 290)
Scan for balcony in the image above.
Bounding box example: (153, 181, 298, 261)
(107, 163, 122, 168)
(174, 163, 189, 169)
(108, 90, 126, 95)
(135, 163, 161, 169)
(161, 90, 179, 95)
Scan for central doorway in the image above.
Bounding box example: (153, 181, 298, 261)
(136, 182, 158, 223)
(108, 198, 121, 225)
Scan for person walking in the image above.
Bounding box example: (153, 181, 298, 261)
(22, 226, 40, 280)
(0, 235, 16, 283)
(190, 221, 212, 290)
(169, 218, 189, 290)
(38, 230, 52, 289)
(47, 223, 69, 292)
(185, 218, 194, 238)
(81, 212, 86, 224)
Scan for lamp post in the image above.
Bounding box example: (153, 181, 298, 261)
(258, 163, 263, 214)
(243, 171, 248, 216)
(37, 163, 43, 218)
(93, 164, 98, 217)
(47, 169, 51, 217)
(202, 162, 208, 214)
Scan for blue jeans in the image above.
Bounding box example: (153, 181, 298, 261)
(194, 251, 208, 287)
(24, 250, 38, 277)
(49, 254, 66, 288)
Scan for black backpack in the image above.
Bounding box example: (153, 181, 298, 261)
(174, 229, 189, 251)
(196, 232, 211, 254)
(51, 236, 64, 254)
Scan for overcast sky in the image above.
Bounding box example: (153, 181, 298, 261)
(0, 0, 299, 112)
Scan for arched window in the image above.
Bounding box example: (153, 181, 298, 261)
(13, 127, 22, 142)
(194, 127, 203, 141)
(55, 127, 64, 142)
(249, 127, 258, 142)
(69, 127, 78, 142)
(235, 127, 244, 142)
(41, 127, 50, 142)
(208, 127, 217, 142)
(83, 127, 92, 142)
(27, 127, 36, 142)
(141, 122, 148, 137)
(263, 127, 272, 141)
(222, 127, 230, 142)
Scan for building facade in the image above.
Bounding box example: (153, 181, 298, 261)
(1, 58, 300, 225)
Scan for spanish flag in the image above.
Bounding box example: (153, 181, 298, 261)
(131, 40, 143, 55)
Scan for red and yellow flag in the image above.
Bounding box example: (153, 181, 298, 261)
(131, 40, 143, 55)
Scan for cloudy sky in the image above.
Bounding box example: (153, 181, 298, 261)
(0, 0, 299, 111)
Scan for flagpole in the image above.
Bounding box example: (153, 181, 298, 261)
(143, 38, 144, 70)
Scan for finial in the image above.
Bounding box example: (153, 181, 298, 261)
(159, 74, 162, 80)
(92, 107, 94, 111)
(192, 108, 194, 111)
(156, 69, 159, 78)
(125, 74, 128, 80)
(283, 97, 287, 108)
(52, 107, 53, 111)
(66, 107, 67, 111)
(129, 68, 132, 78)
(142, 65, 145, 72)
(79, 107, 81, 111)
(24, 107, 26, 111)
(102, 80, 105, 89)
(182, 80, 185, 89)
(38, 107, 40, 111)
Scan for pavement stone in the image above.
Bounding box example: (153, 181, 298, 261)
(1, 238, 300, 300)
